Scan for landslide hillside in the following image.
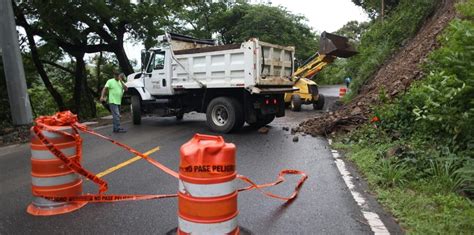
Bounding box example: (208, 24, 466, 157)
(299, 0, 456, 136)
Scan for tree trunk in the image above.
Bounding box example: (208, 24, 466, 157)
(113, 43, 134, 75)
(83, 68, 96, 118)
(72, 55, 84, 116)
(72, 54, 97, 119)
(96, 50, 103, 95)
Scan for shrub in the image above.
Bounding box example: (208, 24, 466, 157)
(354, 0, 474, 196)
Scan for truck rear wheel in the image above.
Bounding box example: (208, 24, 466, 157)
(131, 95, 142, 125)
(313, 94, 325, 110)
(206, 97, 243, 133)
(290, 95, 302, 112)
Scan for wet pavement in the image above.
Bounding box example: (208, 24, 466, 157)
(0, 86, 402, 234)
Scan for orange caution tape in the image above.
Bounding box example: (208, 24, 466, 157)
(32, 111, 178, 202)
(237, 170, 308, 201)
(33, 111, 307, 203)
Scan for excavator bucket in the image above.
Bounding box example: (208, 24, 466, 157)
(319, 32, 358, 58)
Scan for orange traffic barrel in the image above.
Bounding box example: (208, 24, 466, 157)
(339, 87, 347, 98)
(27, 126, 87, 216)
(178, 134, 239, 235)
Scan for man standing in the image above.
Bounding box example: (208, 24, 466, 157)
(344, 76, 352, 88)
(100, 72, 128, 133)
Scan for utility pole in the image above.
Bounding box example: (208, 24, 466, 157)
(0, 0, 33, 125)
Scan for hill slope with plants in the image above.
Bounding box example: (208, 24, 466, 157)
(299, 0, 456, 135)
(300, 0, 474, 232)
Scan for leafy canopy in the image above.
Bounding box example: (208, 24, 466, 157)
(352, 0, 401, 18)
(204, 3, 319, 60)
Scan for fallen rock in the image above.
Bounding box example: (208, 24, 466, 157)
(258, 127, 269, 134)
(350, 107, 362, 115)
(292, 136, 299, 142)
(290, 127, 298, 135)
(282, 126, 289, 131)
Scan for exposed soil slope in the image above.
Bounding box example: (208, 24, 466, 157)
(299, 0, 456, 136)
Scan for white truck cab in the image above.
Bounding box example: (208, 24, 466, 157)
(126, 33, 296, 133)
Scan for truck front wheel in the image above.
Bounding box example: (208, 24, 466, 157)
(131, 95, 142, 125)
(206, 97, 243, 133)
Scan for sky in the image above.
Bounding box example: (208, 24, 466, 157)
(270, 0, 369, 32)
(124, 0, 369, 67)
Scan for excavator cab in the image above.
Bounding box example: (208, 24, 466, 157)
(285, 32, 357, 111)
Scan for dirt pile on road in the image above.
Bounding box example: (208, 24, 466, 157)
(298, 0, 456, 136)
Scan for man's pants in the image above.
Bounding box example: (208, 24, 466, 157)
(109, 104, 121, 131)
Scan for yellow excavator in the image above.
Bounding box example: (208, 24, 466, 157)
(285, 32, 358, 111)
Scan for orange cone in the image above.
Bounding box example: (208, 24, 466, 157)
(177, 134, 239, 235)
(27, 126, 87, 216)
(339, 87, 347, 98)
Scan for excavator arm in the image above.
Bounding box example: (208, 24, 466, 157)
(291, 31, 358, 82)
(293, 53, 336, 80)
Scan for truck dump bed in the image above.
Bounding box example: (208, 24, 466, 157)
(171, 39, 295, 91)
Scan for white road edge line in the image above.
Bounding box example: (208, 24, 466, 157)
(329, 139, 390, 235)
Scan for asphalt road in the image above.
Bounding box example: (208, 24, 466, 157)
(0, 86, 402, 234)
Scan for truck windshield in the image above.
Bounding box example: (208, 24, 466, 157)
(146, 51, 165, 73)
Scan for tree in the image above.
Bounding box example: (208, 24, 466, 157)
(209, 4, 319, 60)
(334, 21, 370, 43)
(175, 1, 229, 39)
(13, 0, 188, 118)
(352, 0, 400, 18)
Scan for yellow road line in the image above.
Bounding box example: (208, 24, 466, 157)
(96, 146, 160, 178)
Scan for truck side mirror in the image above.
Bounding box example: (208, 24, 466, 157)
(141, 50, 150, 72)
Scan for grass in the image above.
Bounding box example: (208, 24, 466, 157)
(328, 1, 474, 233)
(334, 140, 474, 233)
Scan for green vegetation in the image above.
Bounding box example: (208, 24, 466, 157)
(336, 141, 474, 233)
(316, 59, 350, 85)
(348, 0, 439, 98)
(213, 4, 318, 60)
(334, 1, 474, 232)
(317, 0, 439, 92)
(352, 0, 401, 18)
(179, 2, 318, 60)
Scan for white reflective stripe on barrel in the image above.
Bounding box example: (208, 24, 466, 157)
(179, 179, 235, 198)
(33, 126, 73, 139)
(32, 196, 67, 207)
(32, 173, 79, 187)
(179, 216, 237, 235)
(31, 146, 76, 160)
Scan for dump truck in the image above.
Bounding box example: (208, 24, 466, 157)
(284, 32, 358, 111)
(125, 33, 296, 133)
